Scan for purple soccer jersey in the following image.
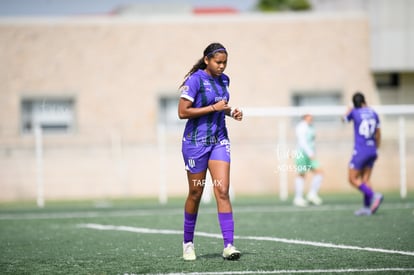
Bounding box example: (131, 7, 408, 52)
(180, 69, 230, 145)
(344, 107, 380, 169)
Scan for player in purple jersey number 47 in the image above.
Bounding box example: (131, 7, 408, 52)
(342, 92, 384, 216)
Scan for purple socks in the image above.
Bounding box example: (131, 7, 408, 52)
(359, 183, 374, 207)
(183, 212, 198, 243)
(218, 212, 234, 247)
(184, 211, 235, 248)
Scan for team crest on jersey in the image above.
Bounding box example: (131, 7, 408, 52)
(188, 158, 196, 168)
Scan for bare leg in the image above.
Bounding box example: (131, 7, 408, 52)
(361, 167, 373, 188)
(348, 168, 362, 188)
(184, 170, 206, 214)
(209, 160, 232, 213)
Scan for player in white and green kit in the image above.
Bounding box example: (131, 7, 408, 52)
(294, 114, 323, 207)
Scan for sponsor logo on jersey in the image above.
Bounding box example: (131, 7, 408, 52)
(215, 96, 228, 102)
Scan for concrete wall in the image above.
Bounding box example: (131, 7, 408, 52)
(0, 13, 412, 202)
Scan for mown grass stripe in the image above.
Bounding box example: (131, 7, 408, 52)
(2, 202, 413, 220)
(138, 268, 414, 275)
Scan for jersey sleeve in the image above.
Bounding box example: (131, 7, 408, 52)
(343, 109, 354, 123)
(180, 74, 200, 102)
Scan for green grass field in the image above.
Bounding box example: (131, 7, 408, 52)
(1, 193, 414, 274)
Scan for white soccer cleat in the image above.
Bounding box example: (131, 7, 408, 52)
(293, 197, 309, 207)
(222, 244, 241, 260)
(183, 242, 196, 261)
(370, 193, 384, 214)
(354, 207, 372, 216)
(307, 193, 323, 206)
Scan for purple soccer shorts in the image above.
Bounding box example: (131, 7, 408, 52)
(349, 149, 377, 170)
(182, 139, 231, 173)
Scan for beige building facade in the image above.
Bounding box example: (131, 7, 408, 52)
(0, 13, 412, 202)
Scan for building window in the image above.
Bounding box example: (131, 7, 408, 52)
(291, 92, 342, 125)
(21, 97, 75, 134)
(374, 73, 400, 89)
(158, 95, 185, 130)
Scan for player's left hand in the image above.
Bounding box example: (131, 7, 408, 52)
(232, 108, 243, 121)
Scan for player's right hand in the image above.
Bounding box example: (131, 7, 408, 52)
(213, 100, 231, 112)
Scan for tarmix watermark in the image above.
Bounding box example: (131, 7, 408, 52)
(276, 144, 304, 160)
(275, 144, 310, 174)
(275, 163, 312, 173)
(192, 179, 223, 187)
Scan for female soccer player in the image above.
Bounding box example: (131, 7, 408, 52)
(343, 92, 383, 216)
(178, 42, 243, 260)
(293, 114, 323, 207)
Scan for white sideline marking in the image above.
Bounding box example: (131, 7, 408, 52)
(78, 223, 414, 257)
(138, 268, 414, 275)
(1, 202, 413, 220)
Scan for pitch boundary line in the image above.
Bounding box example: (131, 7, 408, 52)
(78, 223, 414, 257)
(2, 202, 413, 220)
